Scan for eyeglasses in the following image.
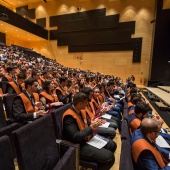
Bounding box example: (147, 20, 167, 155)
(150, 131, 161, 134)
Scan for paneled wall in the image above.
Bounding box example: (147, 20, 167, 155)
(18, 0, 155, 85)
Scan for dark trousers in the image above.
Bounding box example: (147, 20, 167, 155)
(80, 139, 117, 170)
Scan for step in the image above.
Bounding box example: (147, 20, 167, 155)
(155, 102, 168, 110)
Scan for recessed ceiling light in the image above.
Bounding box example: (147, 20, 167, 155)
(1, 24, 3, 25)
(16, 30, 18, 31)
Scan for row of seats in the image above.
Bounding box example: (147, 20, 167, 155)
(0, 103, 99, 170)
(119, 86, 134, 170)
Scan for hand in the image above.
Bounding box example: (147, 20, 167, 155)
(109, 98, 114, 102)
(36, 110, 49, 117)
(51, 102, 63, 106)
(100, 107, 107, 115)
(34, 102, 43, 109)
(152, 115, 164, 126)
(90, 119, 103, 129)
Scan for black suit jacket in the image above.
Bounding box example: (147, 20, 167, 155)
(62, 107, 93, 145)
(12, 91, 35, 123)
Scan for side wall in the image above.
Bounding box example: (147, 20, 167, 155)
(20, 0, 155, 84)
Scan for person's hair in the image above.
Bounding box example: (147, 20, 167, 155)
(135, 102, 150, 115)
(59, 76, 67, 83)
(131, 95, 142, 105)
(17, 73, 26, 80)
(93, 86, 99, 92)
(32, 70, 39, 77)
(82, 87, 93, 97)
(7, 66, 15, 73)
(73, 92, 88, 106)
(130, 87, 138, 95)
(43, 79, 53, 93)
(141, 118, 160, 135)
(25, 78, 38, 89)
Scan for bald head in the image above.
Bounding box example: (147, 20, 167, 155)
(141, 118, 160, 135)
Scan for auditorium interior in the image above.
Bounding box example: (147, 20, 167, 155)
(0, 0, 170, 170)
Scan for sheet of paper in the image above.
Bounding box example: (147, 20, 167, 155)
(120, 96, 125, 101)
(101, 114, 112, 119)
(98, 122, 110, 128)
(87, 135, 109, 149)
(156, 135, 170, 148)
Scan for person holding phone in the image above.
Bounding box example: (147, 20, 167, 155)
(12, 78, 48, 125)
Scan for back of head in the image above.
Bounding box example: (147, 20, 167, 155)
(82, 87, 93, 96)
(73, 92, 88, 106)
(141, 118, 160, 135)
(59, 76, 67, 83)
(135, 102, 150, 115)
(25, 78, 37, 89)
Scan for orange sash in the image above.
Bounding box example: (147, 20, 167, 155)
(132, 139, 166, 168)
(5, 74, 13, 81)
(130, 118, 141, 133)
(63, 109, 91, 141)
(40, 91, 58, 102)
(8, 82, 21, 93)
(56, 86, 67, 96)
(19, 93, 39, 113)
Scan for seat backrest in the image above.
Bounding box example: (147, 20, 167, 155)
(0, 123, 19, 158)
(13, 115, 59, 170)
(119, 139, 134, 170)
(51, 103, 72, 139)
(121, 119, 130, 141)
(0, 136, 15, 170)
(3, 94, 17, 119)
(0, 81, 8, 94)
(0, 97, 6, 128)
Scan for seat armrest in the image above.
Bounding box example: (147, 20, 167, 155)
(56, 139, 79, 170)
(53, 147, 77, 170)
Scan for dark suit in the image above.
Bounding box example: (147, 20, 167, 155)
(131, 129, 170, 170)
(62, 107, 117, 170)
(12, 91, 35, 123)
(56, 89, 71, 104)
(5, 83, 22, 94)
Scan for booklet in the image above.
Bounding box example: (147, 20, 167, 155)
(156, 135, 170, 148)
(101, 114, 112, 119)
(87, 134, 109, 149)
(98, 122, 110, 128)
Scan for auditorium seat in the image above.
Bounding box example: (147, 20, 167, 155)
(0, 81, 8, 94)
(0, 97, 6, 128)
(121, 119, 130, 141)
(3, 94, 17, 124)
(13, 115, 77, 170)
(51, 104, 98, 170)
(119, 139, 134, 170)
(0, 136, 15, 170)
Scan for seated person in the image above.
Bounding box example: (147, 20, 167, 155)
(5, 73, 26, 94)
(131, 118, 170, 170)
(62, 92, 117, 170)
(56, 76, 74, 104)
(12, 78, 48, 124)
(39, 79, 63, 113)
(1, 66, 16, 82)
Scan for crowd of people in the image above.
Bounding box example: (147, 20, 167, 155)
(0, 44, 126, 170)
(126, 79, 170, 170)
(2, 44, 168, 170)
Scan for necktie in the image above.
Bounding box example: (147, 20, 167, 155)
(30, 95, 34, 106)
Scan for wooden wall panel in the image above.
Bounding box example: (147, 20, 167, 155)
(50, 8, 106, 27)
